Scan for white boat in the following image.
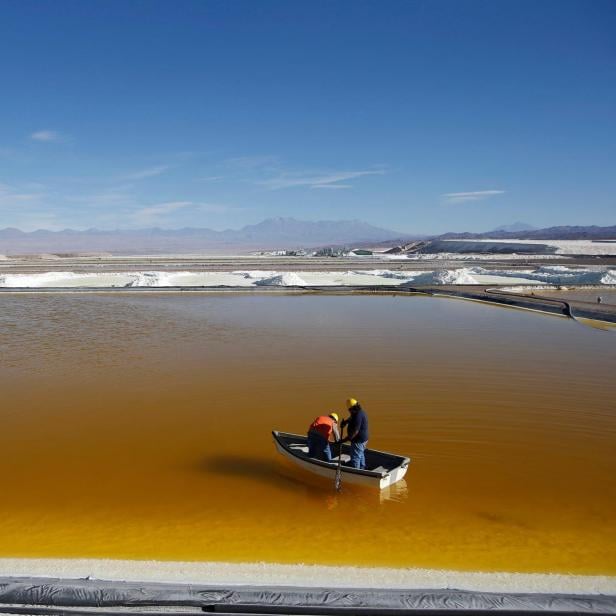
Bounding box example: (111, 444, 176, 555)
(272, 430, 410, 490)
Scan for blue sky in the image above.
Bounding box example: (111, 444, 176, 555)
(0, 0, 614, 234)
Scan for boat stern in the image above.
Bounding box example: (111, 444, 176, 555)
(379, 459, 410, 489)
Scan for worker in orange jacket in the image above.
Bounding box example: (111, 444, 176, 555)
(307, 413, 340, 462)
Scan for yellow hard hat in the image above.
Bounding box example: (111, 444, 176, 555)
(346, 398, 358, 409)
(329, 412, 339, 423)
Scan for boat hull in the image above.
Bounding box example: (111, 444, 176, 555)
(272, 431, 409, 490)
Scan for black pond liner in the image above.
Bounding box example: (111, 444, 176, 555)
(0, 578, 614, 615)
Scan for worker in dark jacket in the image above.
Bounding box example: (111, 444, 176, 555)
(307, 413, 340, 462)
(339, 398, 369, 469)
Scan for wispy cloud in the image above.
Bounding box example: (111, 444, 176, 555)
(312, 184, 352, 189)
(0, 173, 240, 230)
(4, 212, 65, 232)
(0, 182, 46, 207)
(133, 200, 189, 220)
(30, 130, 62, 142)
(131, 200, 234, 225)
(196, 175, 225, 182)
(224, 155, 279, 170)
(442, 190, 505, 204)
(123, 165, 172, 180)
(259, 169, 385, 190)
(65, 189, 136, 208)
(0, 182, 67, 230)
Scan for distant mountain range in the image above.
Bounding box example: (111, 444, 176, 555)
(1, 219, 614, 255)
(491, 222, 536, 233)
(0, 218, 411, 255)
(438, 224, 616, 240)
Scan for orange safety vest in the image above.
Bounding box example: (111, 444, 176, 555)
(308, 415, 337, 441)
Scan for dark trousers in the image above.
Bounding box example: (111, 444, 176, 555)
(307, 431, 332, 462)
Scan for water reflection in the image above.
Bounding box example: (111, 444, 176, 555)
(198, 454, 408, 506)
(325, 478, 409, 507)
(380, 479, 408, 503)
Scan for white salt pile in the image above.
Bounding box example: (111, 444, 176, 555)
(1, 267, 615, 288)
(409, 268, 479, 285)
(124, 272, 163, 287)
(602, 270, 616, 284)
(255, 272, 308, 286)
(234, 270, 278, 279)
(356, 270, 412, 280)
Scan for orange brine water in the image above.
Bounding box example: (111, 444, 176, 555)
(0, 293, 615, 574)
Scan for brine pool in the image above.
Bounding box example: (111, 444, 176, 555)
(0, 293, 615, 574)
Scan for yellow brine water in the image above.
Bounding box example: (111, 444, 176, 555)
(0, 293, 614, 574)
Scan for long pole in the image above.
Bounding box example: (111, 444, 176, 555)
(335, 429, 343, 492)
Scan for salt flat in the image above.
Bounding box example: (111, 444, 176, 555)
(442, 239, 616, 256)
